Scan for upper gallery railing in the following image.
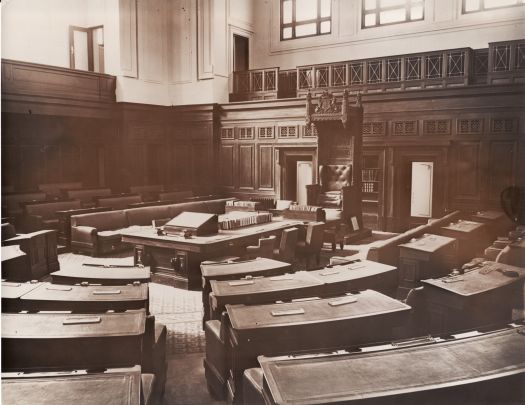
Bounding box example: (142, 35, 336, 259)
(230, 39, 524, 101)
(231, 67, 279, 101)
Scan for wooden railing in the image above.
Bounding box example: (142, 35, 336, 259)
(296, 47, 475, 95)
(1, 59, 116, 103)
(229, 39, 525, 101)
(231, 67, 279, 101)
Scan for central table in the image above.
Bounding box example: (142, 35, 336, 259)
(121, 218, 302, 289)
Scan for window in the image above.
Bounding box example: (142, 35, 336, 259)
(463, 0, 524, 13)
(281, 0, 331, 40)
(362, 0, 424, 29)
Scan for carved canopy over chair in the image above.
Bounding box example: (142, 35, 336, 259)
(304, 90, 364, 230)
(303, 90, 371, 245)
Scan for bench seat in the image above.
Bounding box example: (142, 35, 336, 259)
(71, 198, 234, 256)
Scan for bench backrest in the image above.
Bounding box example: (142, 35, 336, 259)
(126, 205, 171, 226)
(66, 188, 112, 203)
(71, 210, 128, 231)
(3, 192, 48, 214)
(38, 182, 83, 198)
(96, 195, 143, 210)
(129, 185, 164, 194)
(158, 190, 193, 202)
(25, 200, 82, 219)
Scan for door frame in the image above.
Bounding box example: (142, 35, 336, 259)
(390, 146, 448, 231)
(276, 147, 317, 201)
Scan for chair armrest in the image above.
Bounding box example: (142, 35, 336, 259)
(71, 225, 97, 244)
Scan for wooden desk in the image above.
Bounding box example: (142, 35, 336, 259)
(471, 210, 511, 239)
(1, 281, 41, 312)
(209, 260, 397, 321)
(121, 218, 301, 289)
(2, 366, 143, 405)
(19, 282, 149, 312)
(3, 230, 59, 279)
(398, 233, 458, 295)
(259, 326, 525, 405)
(202, 257, 292, 325)
(1, 245, 29, 281)
(2, 309, 146, 371)
(422, 261, 525, 334)
(50, 264, 151, 285)
(223, 290, 410, 402)
(439, 220, 488, 264)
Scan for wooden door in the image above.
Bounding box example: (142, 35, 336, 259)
(296, 161, 313, 205)
(410, 162, 434, 218)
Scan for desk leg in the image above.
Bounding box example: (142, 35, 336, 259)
(134, 245, 148, 267)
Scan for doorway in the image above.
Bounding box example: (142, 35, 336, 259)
(69, 25, 104, 73)
(410, 162, 434, 218)
(279, 149, 316, 203)
(398, 153, 442, 230)
(296, 161, 313, 205)
(233, 34, 249, 72)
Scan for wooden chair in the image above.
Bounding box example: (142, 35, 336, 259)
(400, 286, 427, 337)
(273, 227, 298, 263)
(246, 236, 276, 259)
(296, 222, 325, 269)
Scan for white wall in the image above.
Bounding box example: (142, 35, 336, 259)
(2, 0, 89, 68)
(1, 0, 256, 106)
(1, 0, 120, 74)
(117, 0, 256, 105)
(252, 0, 525, 69)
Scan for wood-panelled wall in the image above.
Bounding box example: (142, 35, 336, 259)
(116, 103, 217, 193)
(218, 101, 317, 200)
(220, 86, 524, 232)
(2, 59, 523, 233)
(1, 60, 217, 194)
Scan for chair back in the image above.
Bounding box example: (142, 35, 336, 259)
(246, 235, 276, 259)
(258, 235, 276, 259)
(278, 227, 298, 262)
(306, 221, 325, 252)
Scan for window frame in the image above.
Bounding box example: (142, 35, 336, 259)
(461, 0, 525, 14)
(280, 0, 332, 41)
(361, 0, 424, 29)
